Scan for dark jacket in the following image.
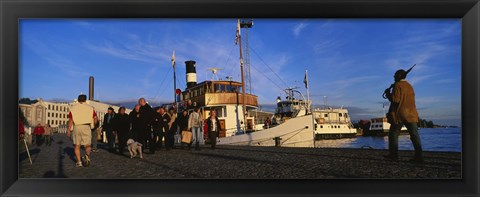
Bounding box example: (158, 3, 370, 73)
(177, 114, 189, 131)
(206, 116, 221, 138)
(139, 104, 154, 128)
(103, 113, 116, 131)
(153, 112, 170, 132)
(129, 110, 141, 133)
(113, 113, 130, 134)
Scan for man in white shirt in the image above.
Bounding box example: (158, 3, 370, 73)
(68, 94, 98, 167)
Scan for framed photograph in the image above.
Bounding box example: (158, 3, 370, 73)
(1, 0, 479, 196)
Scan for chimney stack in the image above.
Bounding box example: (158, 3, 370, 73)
(89, 76, 94, 101)
(185, 60, 197, 88)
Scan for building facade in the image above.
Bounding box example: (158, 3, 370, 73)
(19, 98, 131, 133)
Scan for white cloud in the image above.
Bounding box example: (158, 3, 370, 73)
(293, 23, 308, 37)
(24, 37, 91, 77)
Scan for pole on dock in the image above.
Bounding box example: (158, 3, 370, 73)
(236, 19, 247, 133)
(305, 69, 316, 148)
(172, 50, 178, 113)
(23, 138, 32, 165)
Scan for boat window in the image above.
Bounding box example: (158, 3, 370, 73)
(225, 85, 233, 92)
(220, 84, 226, 92)
(237, 86, 242, 93)
(320, 125, 323, 128)
(206, 85, 211, 93)
(214, 84, 220, 93)
(200, 87, 204, 95)
(339, 113, 343, 117)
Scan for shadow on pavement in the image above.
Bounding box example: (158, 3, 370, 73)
(19, 148, 40, 163)
(63, 147, 76, 163)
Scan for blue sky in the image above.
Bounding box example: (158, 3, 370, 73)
(19, 19, 461, 126)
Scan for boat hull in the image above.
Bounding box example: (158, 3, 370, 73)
(217, 115, 315, 147)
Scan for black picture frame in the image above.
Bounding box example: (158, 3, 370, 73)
(1, 0, 478, 196)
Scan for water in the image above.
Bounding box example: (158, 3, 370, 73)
(315, 128, 461, 152)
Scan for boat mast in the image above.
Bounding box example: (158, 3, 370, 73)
(172, 50, 177, 113)
(237, 19, 247, 132)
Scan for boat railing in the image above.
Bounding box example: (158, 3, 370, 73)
(316, 119, 352, 124)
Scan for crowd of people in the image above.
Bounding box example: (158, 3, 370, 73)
(18, 121, 53, 147)
(67, 94, 221, 167)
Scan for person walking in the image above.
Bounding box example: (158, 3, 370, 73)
(167, 107, 177, 149)
(44, 124, 53, 146)
(264, 117, 271, 129)
(177, 110, 191, 150)
(91, 119, 100, 153)
(153, 107, 169, 151)
(384, 69, 424, 163)
(67, 94, 98, 167)
(129, 104, 141, 141)
(103, 107, 116, 152)
(112, 107, 130, 155)
(206, 110, 221, 150)
(138, 98, 155, 154)
(188, 107, 204, 151)
(33, 123, 45, 146)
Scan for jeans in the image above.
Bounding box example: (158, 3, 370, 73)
(117, 131, 128, 154)
(35, 134, 43, 146)
(153, 130, 165, 150)
(45, 135, 51, 146)
(191, 127, 204, 147)
(91, 129, 98, 150)
(388, 122, 423, 159)
(166, 127, 176, 149)
(106, 129, 115, 149)
(209, 131, 218, 149)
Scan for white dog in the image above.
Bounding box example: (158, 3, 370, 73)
(126, 138, 143, 159)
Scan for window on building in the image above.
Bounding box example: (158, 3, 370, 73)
(47, 112, 50, 117)
(324, 114, 328, 118)
(339, 113, 343, 117)
(345, 113, 348, 118)
(36, 107, 42, 121)
(56, 113, 58, 118)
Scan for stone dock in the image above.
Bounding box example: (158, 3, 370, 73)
(19, 134, 461, 179)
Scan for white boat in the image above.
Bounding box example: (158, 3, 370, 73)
(178, 19, 315, 147)
(218, 88, 315, 147)
(367, 117, 407, 136)
(313, 107, 357, 139)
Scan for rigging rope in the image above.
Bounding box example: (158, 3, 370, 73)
(250, 61, 287, 94)
(151, 66, 173, 102)
(249, 46, 290, 88)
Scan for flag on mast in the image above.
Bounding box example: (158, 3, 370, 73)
(235, 19, 241, 45)
(171, 50, 175, 68)
(304, 70, 309, 89)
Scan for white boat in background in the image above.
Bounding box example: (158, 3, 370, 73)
(313, 107, 357, 139)
(218, 87, 315, 147)
(367, 117, 407, 136)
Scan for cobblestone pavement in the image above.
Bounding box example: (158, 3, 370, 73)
(19, 134, 461, 179)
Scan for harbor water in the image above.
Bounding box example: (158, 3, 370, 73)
(315, 128, 461, 152)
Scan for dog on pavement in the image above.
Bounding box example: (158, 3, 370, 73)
(126, 138, 143, 159)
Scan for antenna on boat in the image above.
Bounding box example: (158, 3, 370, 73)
(323, 96, 328, 109)
(207, 68, 224, 81)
